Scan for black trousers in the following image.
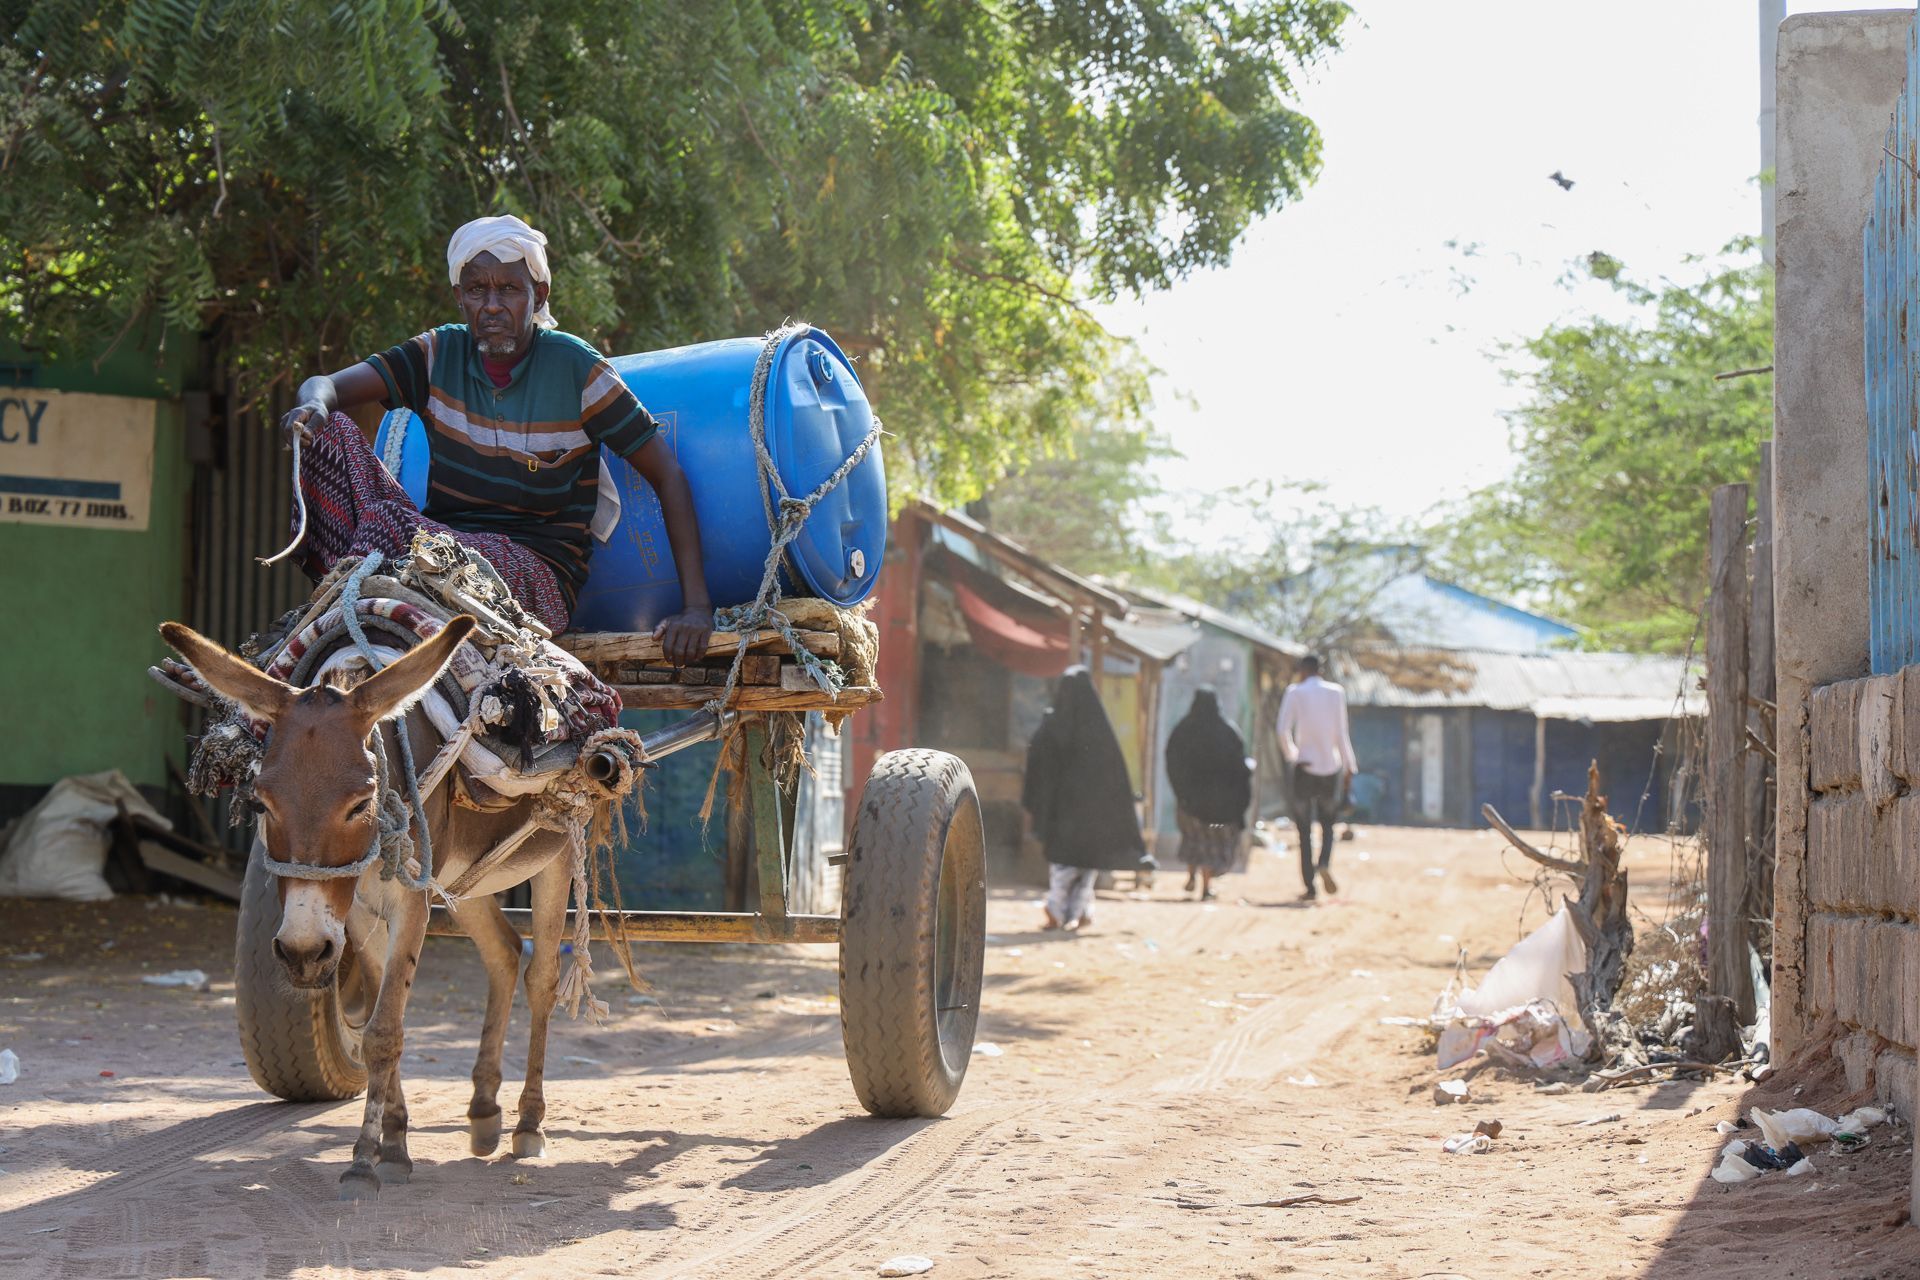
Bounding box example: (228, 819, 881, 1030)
(1290, 769, 1342, 890)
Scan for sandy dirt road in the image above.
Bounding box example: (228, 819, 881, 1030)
(1, 825, 1914, 1279)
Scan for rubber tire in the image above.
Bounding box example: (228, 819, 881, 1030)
(233, 839, 369, 1102)
(839, 749, 986, 1118)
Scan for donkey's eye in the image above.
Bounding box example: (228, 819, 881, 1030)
(348, 796, 376, 820)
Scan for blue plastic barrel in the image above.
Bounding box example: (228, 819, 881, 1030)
(372, 327, 886, 632)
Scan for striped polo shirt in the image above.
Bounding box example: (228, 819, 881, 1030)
(363, 324, 658, 606)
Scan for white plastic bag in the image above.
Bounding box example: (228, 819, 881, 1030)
(1458, 908, 1586, 1018)
(1752, 1107, 1838, 1150)
(0, 771, 169, 901)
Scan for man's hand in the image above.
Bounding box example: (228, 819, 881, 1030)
(654, 605, 715, 667)
(280, 400, 328, 446)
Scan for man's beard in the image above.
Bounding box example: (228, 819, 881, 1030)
(475, 331, 520, 358)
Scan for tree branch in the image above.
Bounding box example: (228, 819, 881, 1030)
(1481, 802, 1587, 874)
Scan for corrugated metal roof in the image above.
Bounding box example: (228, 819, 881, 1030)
(1338, 646, 1702, 720)
(1106, 582, 1305, 657)
(1107, 609, 1206, 662)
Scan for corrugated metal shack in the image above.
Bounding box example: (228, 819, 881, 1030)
(1337, 646, 1702, 832)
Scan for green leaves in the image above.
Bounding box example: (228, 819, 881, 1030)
(1, 0, 1346, 500)
(1429, 245, 1773, 653)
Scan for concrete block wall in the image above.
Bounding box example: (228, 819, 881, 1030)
(1804, 673, 1920, 1112)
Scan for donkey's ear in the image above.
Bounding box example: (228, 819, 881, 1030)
(159, 621, 296, 723)
(349, 614, 477, 725)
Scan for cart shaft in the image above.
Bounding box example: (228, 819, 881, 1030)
(427, 907, 840, 944)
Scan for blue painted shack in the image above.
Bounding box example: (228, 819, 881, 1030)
(1336, 646, 1701, 834)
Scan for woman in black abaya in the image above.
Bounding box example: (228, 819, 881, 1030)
(1021, 666, 1150, 930)
(1164, 688, 1253, 901)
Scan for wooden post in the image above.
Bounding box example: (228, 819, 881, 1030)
(1529, 716, 1547, 830)
(1745, 444, 1777, 946)
(1088, 612, 1107, 696)
(1703, 483, 1756, 1059)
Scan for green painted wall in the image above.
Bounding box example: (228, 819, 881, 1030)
(0, 336, 197, 793)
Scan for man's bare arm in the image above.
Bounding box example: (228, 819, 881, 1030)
(280, 363, 390, 443)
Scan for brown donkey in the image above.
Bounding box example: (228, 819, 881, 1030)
(161, 614, 587, 1199)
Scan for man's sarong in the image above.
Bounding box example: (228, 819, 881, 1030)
(294, 412, 573, 634)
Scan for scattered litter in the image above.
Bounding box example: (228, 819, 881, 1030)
(1752, 1108, 1837, 1150)
(1738, 1141, 1804, 1171)
(510, 1172, 531, 1185)
(1715, 1121, 1739, 1135)
(1433, 1079, 1469, 1105)
(1573, 1114, 1620, 1128)
(1786, 1157, 1817, 1177)
(1536, 1082, 1573, 1096)
(561, 1056, 603, 1067)
(141, 969, 209, 989)
(703, 1023, 734, 1033)
(28, 1227, 60, 1235)
(1473, 1119, 1503, 1139)
(1442, 1133, 1494, 1155)
(525, 1197, 564, 1208)
(1433, 908, 1591, 1071)
(972, 1043, 1003, 1058)
(1379, 1016, 1427, 1028)
(878, 1257, 934, 1277)
(1284, 1073, 1321, 1088)
(98, 1070, 114, 1079)
(1836, 1106, 1887, 1139)
(7, 953, 43, 963)
(1356, 851, 1372, 861)
(626, 994, 659, 1007)
(1349, 969, 1374, 978)
(1006, 949, 1024, 958)
(0, 1049, 18, 1085)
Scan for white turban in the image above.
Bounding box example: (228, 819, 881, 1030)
(447, 214, 557, 329)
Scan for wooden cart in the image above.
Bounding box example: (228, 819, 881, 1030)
(231, 626, 987, 1119)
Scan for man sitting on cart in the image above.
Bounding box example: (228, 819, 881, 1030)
(278, 214, 714, 663)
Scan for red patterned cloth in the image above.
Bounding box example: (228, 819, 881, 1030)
(293, 412, 572, 634)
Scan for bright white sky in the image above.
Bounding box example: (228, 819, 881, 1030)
(1100, 0, 1872, 541)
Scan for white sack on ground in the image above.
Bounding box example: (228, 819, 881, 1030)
(1458, 907, 1586, 1018)
(0, 771, 168, 901)
(1434, 907, 1593, 1070)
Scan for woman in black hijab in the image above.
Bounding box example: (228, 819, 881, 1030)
(1021, 666, 1149, 930)
(1165, 688, 1252, 901)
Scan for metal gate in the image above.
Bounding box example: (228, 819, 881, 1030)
(180, 366, 308, 846)
(1864, 11, 1920, 674)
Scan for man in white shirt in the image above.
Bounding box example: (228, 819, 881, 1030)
(1275, 655, 1357, 899)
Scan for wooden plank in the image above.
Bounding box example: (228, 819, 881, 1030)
(1745, 444, 1777, 935)
(745, 722, 788, 920)
(740, 654, 784, 686)
(612, 684, 882, 711)
(133, 837, 243, 901)
(909, 501, 1131, 617)
(426, 907, 839, 944)
(558, 627, 840, 666)
(1703, 483, 1755, 1059)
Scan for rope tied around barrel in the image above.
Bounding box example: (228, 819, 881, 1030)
(704, 322, 881, 719)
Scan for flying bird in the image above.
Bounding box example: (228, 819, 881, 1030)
(1549, 170, 1575, 191)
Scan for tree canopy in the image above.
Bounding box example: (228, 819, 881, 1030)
(0, 0, 1348, 500)
(1428, 247, 1773, 652)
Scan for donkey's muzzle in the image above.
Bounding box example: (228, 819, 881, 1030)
(274, 935, 340, 989)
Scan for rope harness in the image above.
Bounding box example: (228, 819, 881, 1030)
(703, 322, 881, 718)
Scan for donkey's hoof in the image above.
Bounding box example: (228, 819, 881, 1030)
(338, 1168, 381, 1201)
(510, 1129, 546, 1159)
(376, 1157, 413, 1185)
(469, 1113, 503, 1157)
